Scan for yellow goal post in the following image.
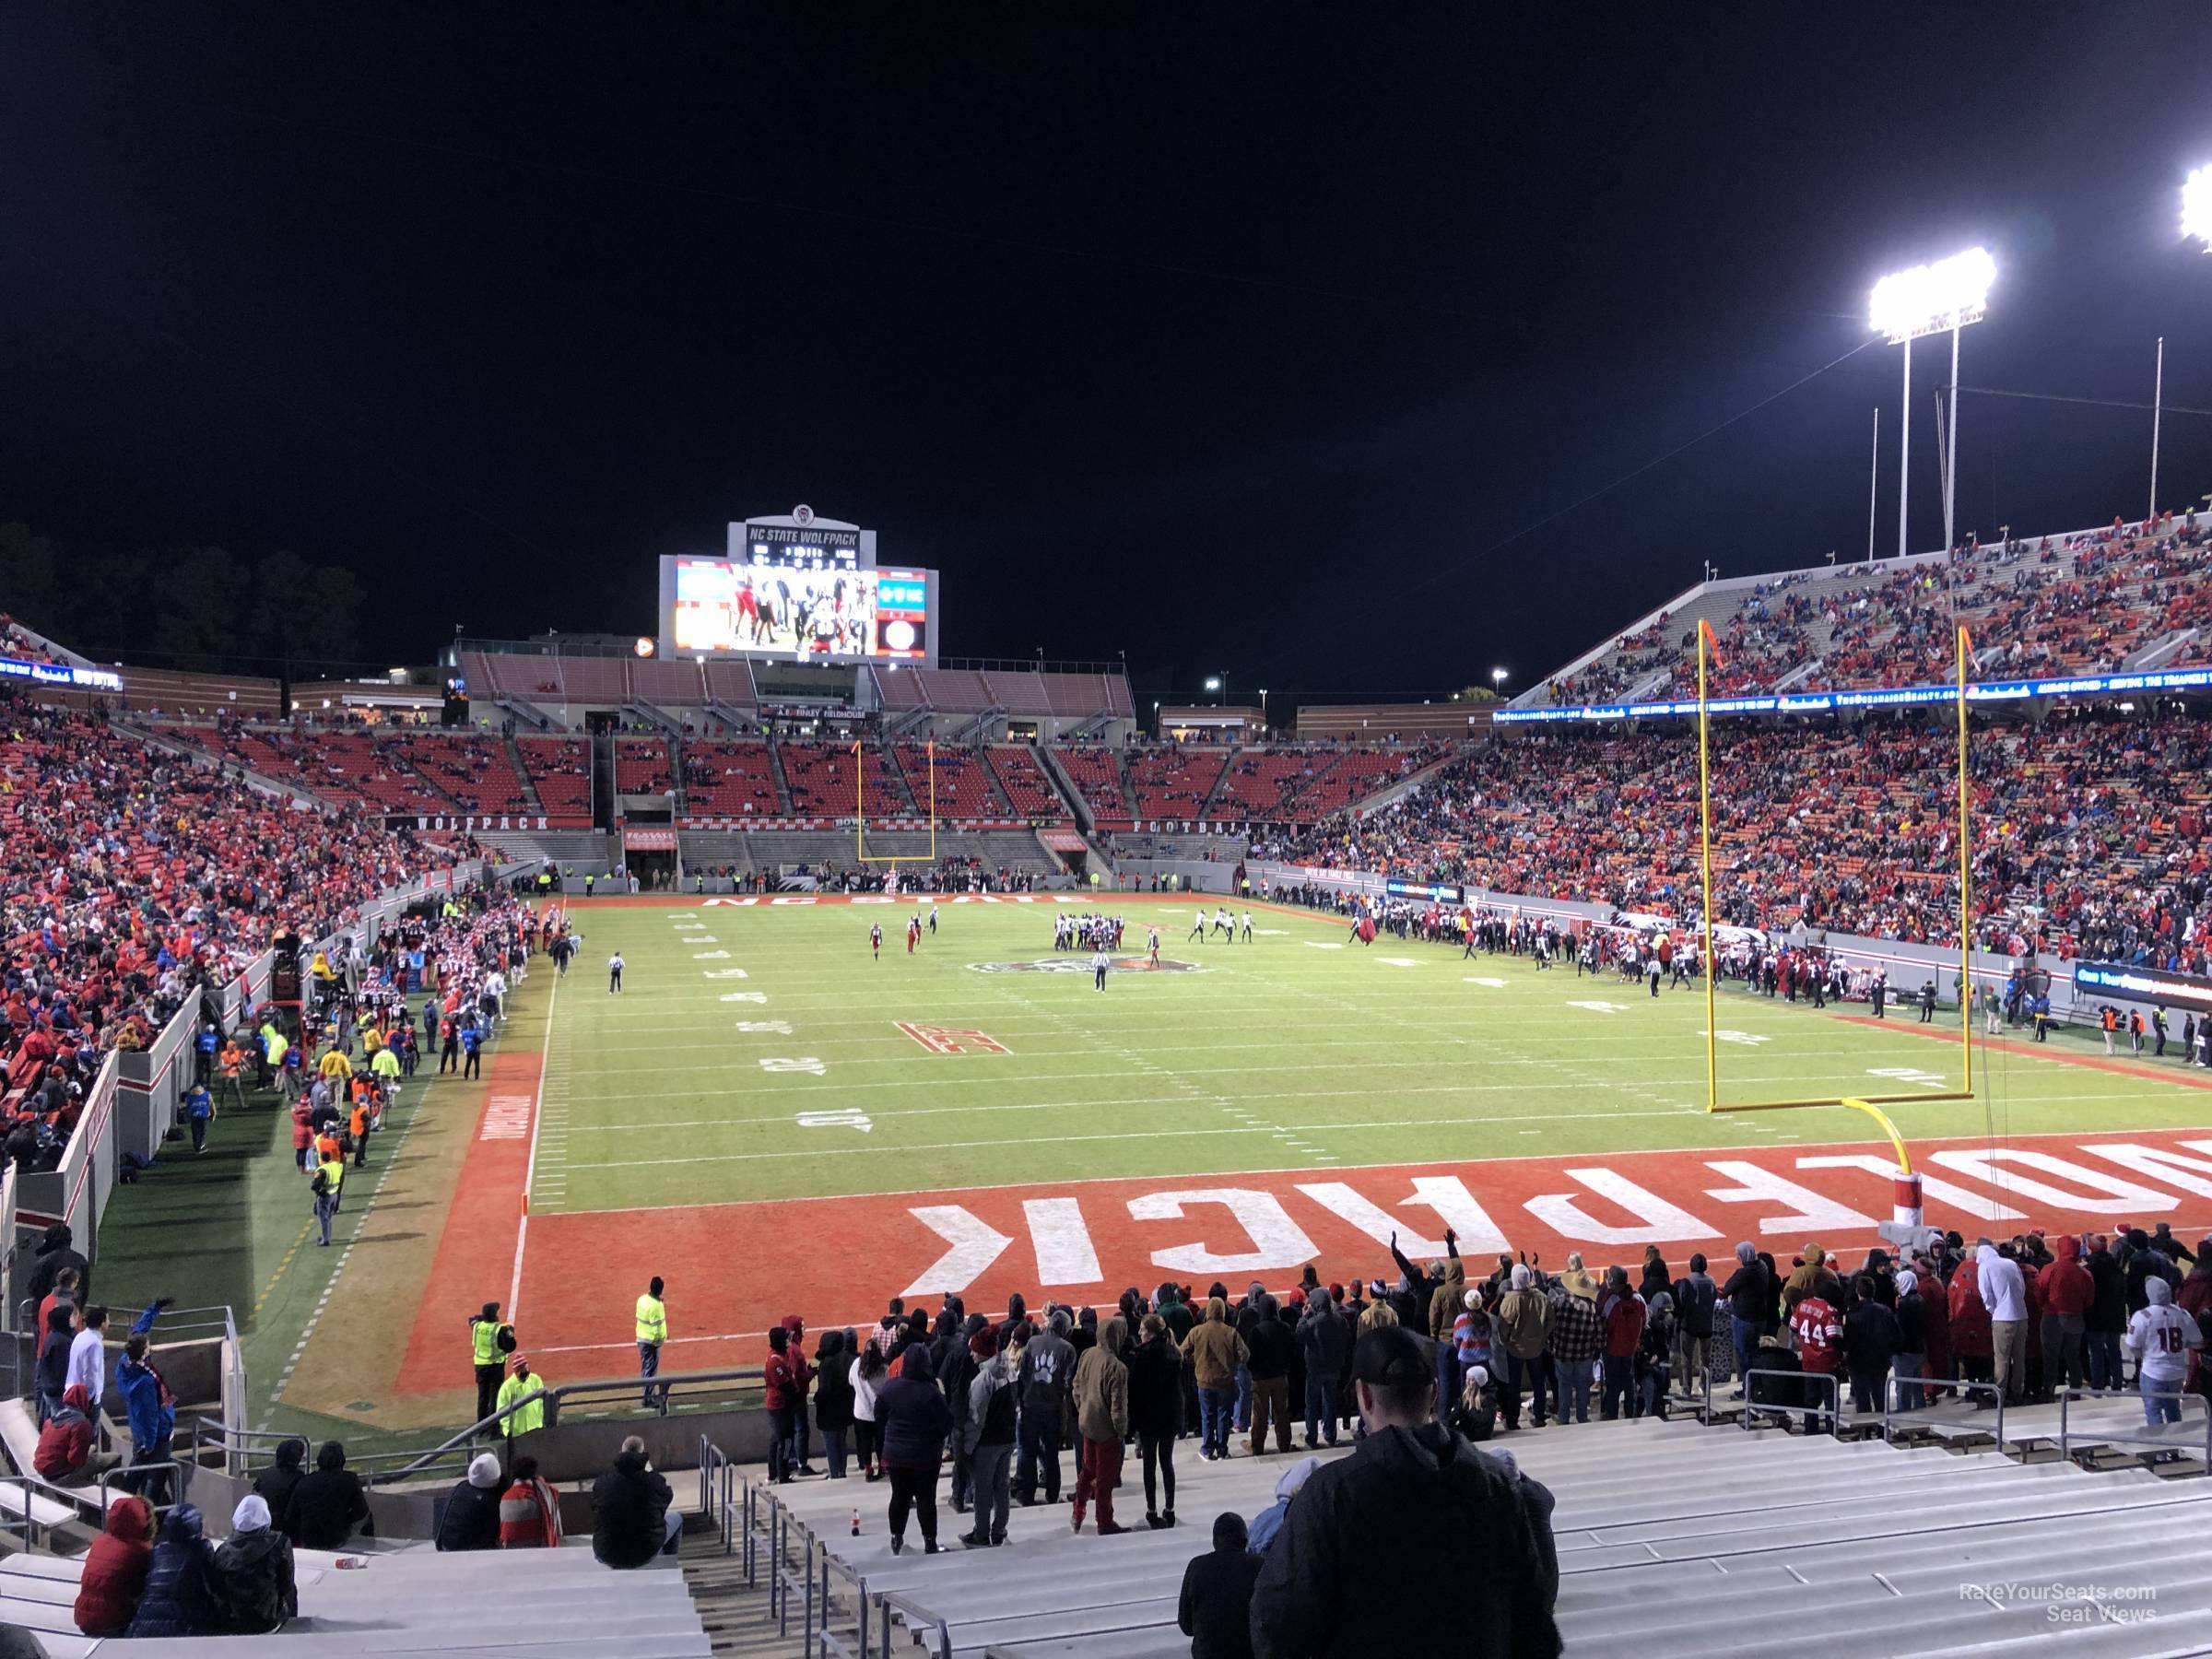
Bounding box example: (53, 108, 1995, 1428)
(1695, 618, 1977, 1119)
(853, 737, 938, 865)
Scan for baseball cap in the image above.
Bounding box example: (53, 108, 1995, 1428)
(1351, 1324, 1431, 1389)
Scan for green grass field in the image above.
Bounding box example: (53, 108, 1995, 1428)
(532, 898, 2212, 1217)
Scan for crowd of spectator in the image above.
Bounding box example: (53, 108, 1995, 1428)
(1539, 512, 2212, 709)
(1266, 705, 2212, 961)
(0, 690, 471, 1162)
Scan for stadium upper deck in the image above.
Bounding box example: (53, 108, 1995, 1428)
(1522, 510, 2212, 712)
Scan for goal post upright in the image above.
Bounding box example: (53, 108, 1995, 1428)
(1958, 620, 1973, 1097)
(854, 736, 938, 864)
(1698, 618, 1720, 1116)
(1698, 612, 1976, 1126)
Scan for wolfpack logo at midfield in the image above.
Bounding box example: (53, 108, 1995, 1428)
(968, 956, 1206, 974)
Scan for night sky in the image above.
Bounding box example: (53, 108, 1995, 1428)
(7, 7, 2212, 708)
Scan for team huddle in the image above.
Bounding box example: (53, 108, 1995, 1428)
(1053, 913, 1126, 952)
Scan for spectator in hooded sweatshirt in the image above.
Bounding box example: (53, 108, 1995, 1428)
(1014, 1311, 1075, 1502)
(435, 1453, 507, 1551)
(1670, 1253, 1719, 1400)
(2126, 1277, 2203, 1426)
(1243, 1295, 1294, 1455)
(2083, 1234, 2128, 1390)
(252, 1439, 309, 1524)
(34, 1304, 74, 1425)
(73, 1495, 154, 1637)
(1182, 1297, 1250, 1461)
(1249, 1326, 1561, 1659)
(211, 1495, 297, 1633)
(813, 1328, 854, 1479)
(1246, 1453, 1322, 1556)
(1292, 1290, 1351, 1451)
(876, 1343, 953, 1555)
(33, 1382, 97, 1483)
(125, 1503, 219, 1638)
(1181, 1511, 1264, 1659)
(2037, 1234, 2094, 1393)
(282, 1441, 371, 1550)
(961, 1330, 1018, 1548)
(1491, 1264, 1551, 1430)
(1975, 1240, 2029, 1405)
(1892, 1263, 1929, 1409)
(1069, 1314, 1130, 1535)
(1720, 1242, 1771, 1394)
(1596, 1267, 1645, 1421)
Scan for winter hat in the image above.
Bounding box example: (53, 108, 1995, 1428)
(1510, 1264, 1532, 1289)
(1735, 1241, 1756, 1265)
(231, 1495, 272, 1534)
(468, 1452, 503, 1488)
(1464, 1288, 1483, 1311)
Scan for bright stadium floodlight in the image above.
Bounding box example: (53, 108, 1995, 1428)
(1491, 666, 1509, 688)
(1204, 676, 1222, 693)
(2184, 167, 2212, 246)
(1871, 245, 1995, 559)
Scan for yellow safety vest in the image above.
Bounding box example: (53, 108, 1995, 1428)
(471, 1317, 510, 1367)
(315, 1158, 345, 1198)
(496, 1371, 547, 1434)
(635, 1294, 667, 1345)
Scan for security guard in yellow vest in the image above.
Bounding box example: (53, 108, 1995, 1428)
(312, 1152, 344, 1247)
(636, 1277, 668, 1409)
(495, 1355, 547, 1436)
(470, 1300, 515, 1429)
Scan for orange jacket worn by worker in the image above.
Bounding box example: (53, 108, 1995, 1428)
(348, 1100, 371, 1140)
(218, 1042, 244, 1082)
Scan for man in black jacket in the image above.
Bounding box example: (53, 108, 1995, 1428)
(592, 1436, 677, 1566)
(2083, 1233, 2128, 1390)
(1243, 1296, 1294, 1456)
(434, 1453, 505, 1552)
(1719, 1242, 1771, 1394)
(279, 1441, 371, 1551)
(1293, 1291, 1352, 1448)
(1180, 1512, 1263, 1659)
(1250, 1326, 1559, 1659)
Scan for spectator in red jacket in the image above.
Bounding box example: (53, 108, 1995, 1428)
(1947, 1254, 1994, 1406)
(1596, 1266, 1645, 1421)
(34, 1382, 96, 1483)
(763, 1325, 802, 1484)
(73, 1493, 154, 1635)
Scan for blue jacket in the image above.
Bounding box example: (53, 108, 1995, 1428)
(184, 1088, 212, 1122)
(116, 1349, 175, 1453)
(461, 1027, 482, 1054)
(126, 1504, 218, 1637)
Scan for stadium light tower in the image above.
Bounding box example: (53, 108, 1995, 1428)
(1490, 666, 1509, 693)
(2183, 167, 2212, 246)
(1871, 246, 1995, 559)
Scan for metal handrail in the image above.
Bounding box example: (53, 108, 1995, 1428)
(0, 1467, 112, 1553)
(385, 1363, 769, 1480)
(2055, 1383, 2212, 1464)
(99, 1457, 194, 1519)
(1881, 1370, 2006, 1447)
(1738, 1365, 1841, 1434)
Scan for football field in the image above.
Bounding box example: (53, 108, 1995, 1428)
(381, 894, 2212, 1394)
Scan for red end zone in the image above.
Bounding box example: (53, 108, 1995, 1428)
(392, 1125, 2212, 1383)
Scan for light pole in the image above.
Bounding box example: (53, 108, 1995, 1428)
(1204, 676, 1223, 705)
(1258, 688, 1268, 731)
(1871, 246, 1995, 559)
(1490, 667, 1509, 698)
